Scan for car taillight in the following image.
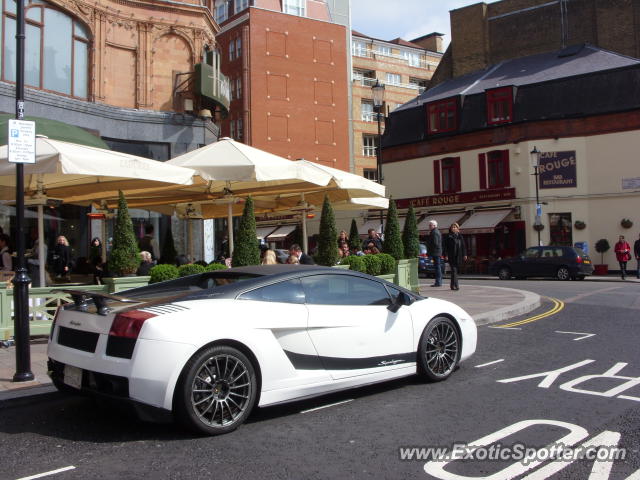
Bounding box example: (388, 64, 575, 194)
(109, 310, 157, 339)
(576, 256, 582, 263)
(50, 306, 62, 339)
(419, 253, 428, 258)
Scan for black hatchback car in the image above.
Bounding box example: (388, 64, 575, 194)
(489, 246, 594, 280)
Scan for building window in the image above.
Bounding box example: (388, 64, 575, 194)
(236, 77, 242, 99)
(215, 0, 228, 23)
(433, 157, 461, 194)
(363, 168, 377, 181)
(361, 100, 374, 121)
(486, 87, 513, 125)
(2, 0, 89, 99)
(230, 119, 235, 139)
(283, 0, 305, 16)
(549, 213, 572, 246)
(228, 41, 235, 61)
(478, 150, 510, 189)
(386, 72, 401, 85)
(236, 118, 243, 140)
(352, 40, 368, 57)
(409, 77, 428, 93)
(362, 134, 376, 157)
(234, 0, 248, 14)
(235, 37, 242, 59)
(403, 51, 422, 67)
(376, 45, 391, 56)
(230, 79, 236, 100)
(427, 98, 457, 134)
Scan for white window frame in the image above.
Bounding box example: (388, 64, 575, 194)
(228, 41, 235, 61)
(283, 0, 305, 17)
(386, 72, 401, 85)
(352, 40, 368, 57)
(403, 51, 422, 67)
(237, 118, 244, 140)
(376, 45, 391, 56)
(361, 101, 374, 122)
(234, 0, 248, 14)
(215, 0, 227, 23)
(362, 134, 376, 157)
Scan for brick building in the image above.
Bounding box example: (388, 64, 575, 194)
(381, 0, 640, 273)
(0, 0, 229, 261)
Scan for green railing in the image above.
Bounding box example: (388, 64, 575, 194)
(0, 276, 150, 340)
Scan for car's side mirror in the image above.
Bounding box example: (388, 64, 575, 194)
(388, 291, 415, 313)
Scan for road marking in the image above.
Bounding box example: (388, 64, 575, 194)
(300, 399, 353, 413)
(488, 326, 522, 330)
(494, 298, 564, 328)
(563, 285, 622, 304)
(16, 466, 76, 480)
(556, 330, 596, 341)
(475, 359, 505, 368)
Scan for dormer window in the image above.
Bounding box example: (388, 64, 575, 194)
(486, 86, 513, 125)
(427, 97, 458, 134)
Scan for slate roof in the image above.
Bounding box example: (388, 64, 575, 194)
(396, 44, 640, 111)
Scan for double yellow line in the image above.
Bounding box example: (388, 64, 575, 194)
(496, 297, 564, 328)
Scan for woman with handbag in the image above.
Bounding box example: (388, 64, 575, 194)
(614, 235, 632, 280)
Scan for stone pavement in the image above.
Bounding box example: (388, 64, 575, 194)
(0, 281, 541, 401)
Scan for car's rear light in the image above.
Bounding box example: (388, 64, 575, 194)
(419, 253, 428, 258)
(109, 310, 157, 339)
(50, 306, 62, 339)
(576, 256, 582, 263)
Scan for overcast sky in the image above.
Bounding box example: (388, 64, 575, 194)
(350, 0, 501, 48)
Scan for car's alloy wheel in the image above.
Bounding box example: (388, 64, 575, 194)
(557, 266, 570, 281)
(176, 345, 257, 435)
(418, 316, 460, 382)
(498, 267, 511, 280)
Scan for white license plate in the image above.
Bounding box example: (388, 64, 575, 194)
(63, 364, 82, 390)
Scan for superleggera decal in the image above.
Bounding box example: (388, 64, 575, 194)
(283, 350, 415, 370)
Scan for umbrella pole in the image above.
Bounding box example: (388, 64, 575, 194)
(301, 194, 308, 254)
(227, 202, 234, 258)
(37, 204, 45, 287)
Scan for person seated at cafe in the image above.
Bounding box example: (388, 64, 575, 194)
(136, 251, 155, 276)
(363, 241, 380, 255)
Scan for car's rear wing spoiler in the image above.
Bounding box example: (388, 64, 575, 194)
(56, 289, 193, 316)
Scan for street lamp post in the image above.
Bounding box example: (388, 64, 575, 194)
(530, 146, 542, 247)
(371, 80, 385, 234)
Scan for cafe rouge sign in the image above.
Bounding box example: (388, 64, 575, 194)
(538, 151, 577, 189)
(396, 188, 515, 209)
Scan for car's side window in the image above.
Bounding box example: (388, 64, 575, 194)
(300, 274, 391, 306)
(525, 248, 540, 258)
(238, 279, 305, 304)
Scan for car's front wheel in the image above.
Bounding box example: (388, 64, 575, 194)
(557, 266, 570, 281)
(175, 345, 257, 436)
(417, 316, 460, 382)
(497, 267, 512, 280)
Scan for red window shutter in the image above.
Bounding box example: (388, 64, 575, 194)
(502, 150, 510, 187)
(479, 153, 487, 190)
(433, 159, 441, 194)
(454, 157, 461, 192)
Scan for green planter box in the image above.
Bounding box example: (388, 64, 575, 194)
(102, 276, 150, 293)
(375, 274, 396, 283)
(395, 258, 419, 293)
(332, 264, 351, 270)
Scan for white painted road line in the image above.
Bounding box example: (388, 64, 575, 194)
(488, 326, 522, 330)
(300, 399, 353, 414)
(16, 466, 76, 480)
(475, 359, 505, 368)
(555, 330, 596, 341)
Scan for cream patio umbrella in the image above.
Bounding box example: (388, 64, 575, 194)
(0, 137, 196, 285)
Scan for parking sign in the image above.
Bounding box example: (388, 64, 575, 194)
(7, 119, 36, 164)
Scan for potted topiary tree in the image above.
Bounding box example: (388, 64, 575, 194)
(594, 238, 610, 275)
(348, 218, 361, 253)
(382, 197, 403, 260)
(316, 195, 338, 266)
(232, 196, 260, 267)
(401, 204, 420, 292)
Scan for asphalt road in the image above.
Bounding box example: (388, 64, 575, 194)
(1, 280, 639, 480)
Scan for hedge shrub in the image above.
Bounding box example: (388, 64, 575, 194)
(149, 264, 179, 284)
(206, 263, 228, 271)
(377, 253, 397, 275)
(361, 254, 382, 276)
(178, 264, 207, 277)
(339, 255, 366, 273)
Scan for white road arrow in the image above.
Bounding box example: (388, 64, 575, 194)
(555, 330, 596, 341)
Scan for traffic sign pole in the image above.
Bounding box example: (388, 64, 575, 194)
(12, 0, 34, 382)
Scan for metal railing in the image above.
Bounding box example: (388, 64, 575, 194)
(352, 75, 426, 93)
(351, 46, 439, 70)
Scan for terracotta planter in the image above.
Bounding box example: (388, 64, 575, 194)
(594, 264, 608, 276)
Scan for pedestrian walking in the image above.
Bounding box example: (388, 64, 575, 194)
(634, 233, 640, 279)
(614, 235, 632, 280)
(444, 223, 467, 291)
(425, 220, 443, 287)
(52, 235, 72, 281)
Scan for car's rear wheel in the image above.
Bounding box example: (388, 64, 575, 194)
(417, 316, 460, 382)
(497, 267, 512, 280)
(557, 266, 570, 281)
(175, 345, 257, 436)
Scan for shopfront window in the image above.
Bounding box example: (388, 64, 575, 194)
(2, 0, 89, 99)
(549, 213, 572, 246)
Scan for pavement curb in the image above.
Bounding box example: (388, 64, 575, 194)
(472, 286, 541, 326)
(0, 384, 57, 405)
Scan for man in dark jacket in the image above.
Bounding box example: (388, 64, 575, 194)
(425, 220, 443, 287)
(361, 228, 383, 252)
(634, 233, 640, 279)
(444, 223, 467, 290)
(289, 244, 315, 265)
